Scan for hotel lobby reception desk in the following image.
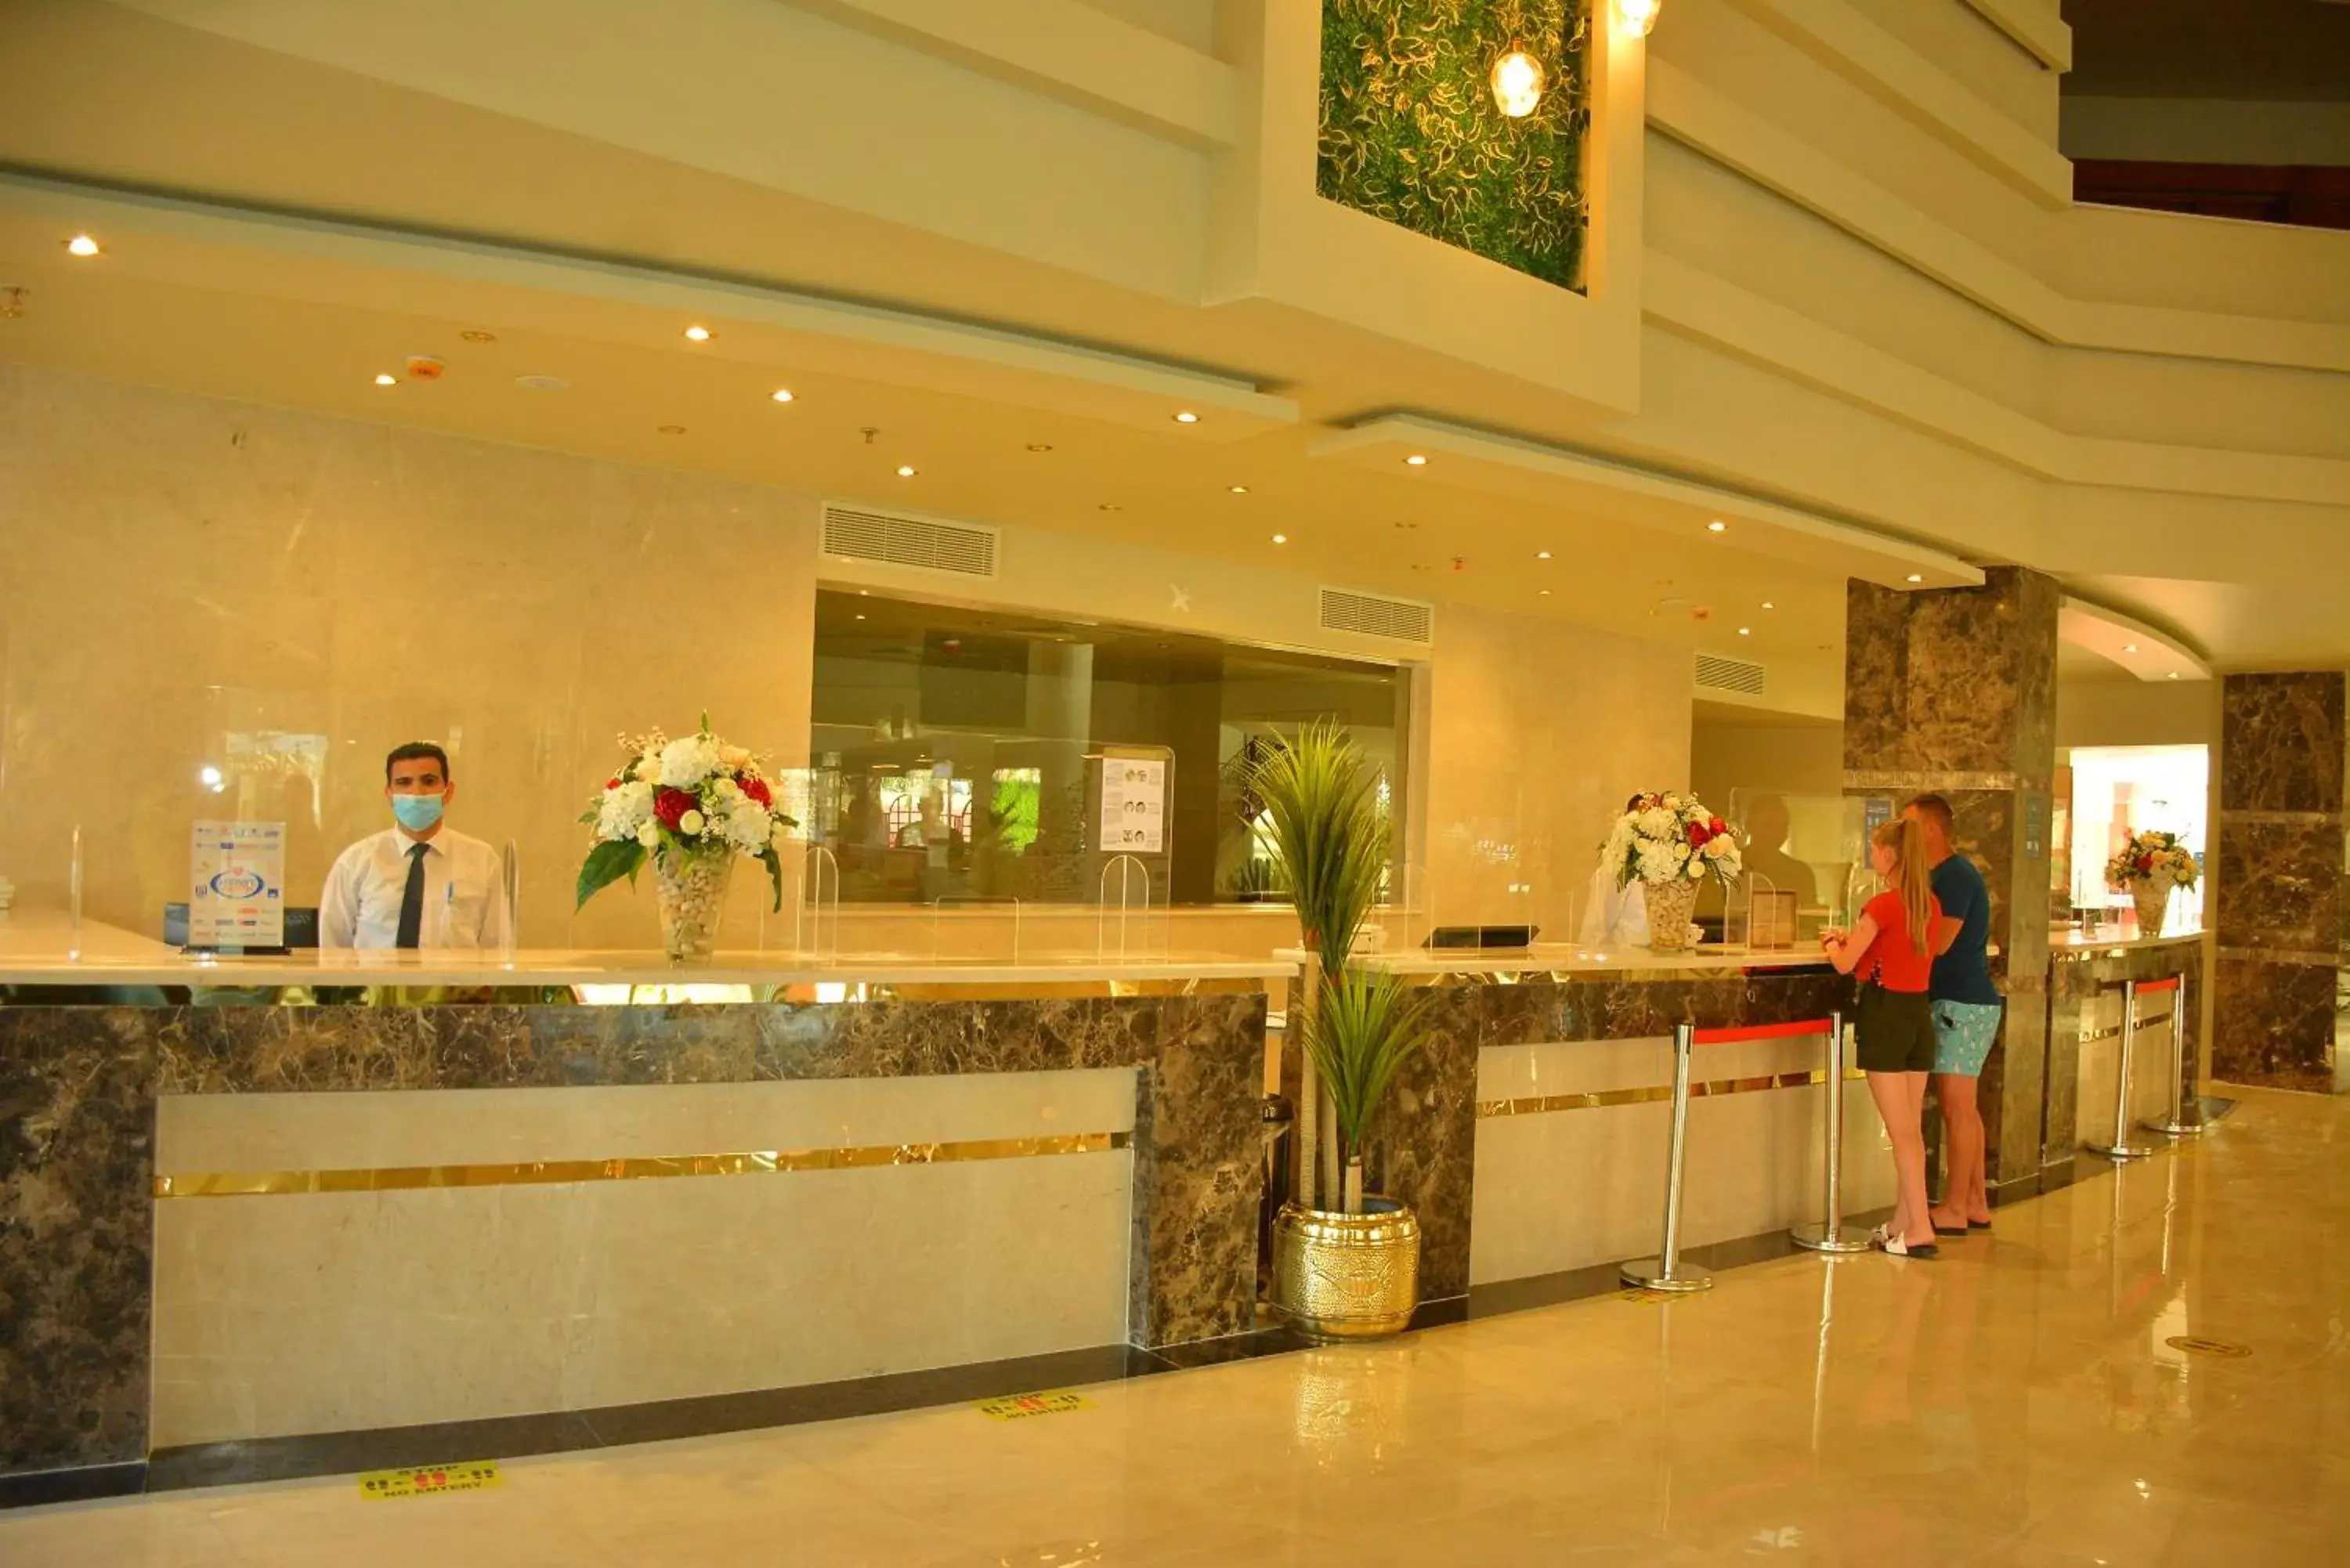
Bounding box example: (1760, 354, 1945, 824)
(0, 928, 1280, 1502)
(1343, 949, 1899, 1299)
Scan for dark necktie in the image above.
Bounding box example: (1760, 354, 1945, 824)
(395, 843, 429, 949)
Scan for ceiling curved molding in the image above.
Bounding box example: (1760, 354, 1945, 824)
(2058, 594, 2213, 683)
(0, 168, 1300, 439)
(1313, 412, 1984, 591)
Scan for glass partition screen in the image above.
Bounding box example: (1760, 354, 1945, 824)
(807, 591, 1409, 906)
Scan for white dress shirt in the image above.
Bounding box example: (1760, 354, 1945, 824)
(318, 826, 508, 949)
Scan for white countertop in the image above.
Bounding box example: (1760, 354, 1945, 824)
(1331, 943, 1833, 977)
(0, 912, 1289, 988)
(2050, 925, 2205, 956)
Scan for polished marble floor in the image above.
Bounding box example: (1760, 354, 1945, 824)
(7, 1086, 2344, 1566)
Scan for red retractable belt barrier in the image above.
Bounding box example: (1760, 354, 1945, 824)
(1693, 1017, 1838, 1047)
(2133, 977, 2182, 996)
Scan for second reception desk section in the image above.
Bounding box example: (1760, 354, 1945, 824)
(1343, 947, 1896, 1299)
(0, 926, 1278, 1500)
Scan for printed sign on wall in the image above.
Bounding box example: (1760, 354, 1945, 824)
(189, 819, 286, 948)
(1099, 757, 1166, 854)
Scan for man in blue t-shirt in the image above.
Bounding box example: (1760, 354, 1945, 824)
(1904, 793, 2003, 1235)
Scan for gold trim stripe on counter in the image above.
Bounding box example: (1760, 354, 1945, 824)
(1478, 1068, 1865, 1118)
(154, 1132, 1130, 1199)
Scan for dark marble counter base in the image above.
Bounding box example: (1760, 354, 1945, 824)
(2211, 956, 2334, 1092)
(1365, 964, 1850, 1301)
(2047, 941, 2207, 1160)
(1, 993, 1266, 1490)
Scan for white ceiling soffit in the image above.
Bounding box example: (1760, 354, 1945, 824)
(2058, 596, 2213, 684)
(0, 169, 1299, 440)
(1311, 414, 1983, 591)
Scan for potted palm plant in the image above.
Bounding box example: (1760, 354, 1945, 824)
(1256, 720, 1430, 1340)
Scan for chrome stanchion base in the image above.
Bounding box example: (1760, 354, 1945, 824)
(1619, 1258, 1713, 1292)
(1790, 1221, 1872, 1255)
(2086, 1140, 2157, 1161)
(2141, 1115, 2206, 1137)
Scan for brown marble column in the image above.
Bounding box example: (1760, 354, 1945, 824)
(2213, 672, 2345, 1093)
(1842, 566, 2059, 1190)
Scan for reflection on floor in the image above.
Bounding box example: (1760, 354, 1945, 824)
(8, 1086, 2344, 1566)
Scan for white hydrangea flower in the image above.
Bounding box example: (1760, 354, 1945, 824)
(659, 734, 722, 787)
(596, 780, 655, 842)
(724, 805, 771, 854)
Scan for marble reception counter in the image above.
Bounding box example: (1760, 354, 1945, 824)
(2045, 928, 2207, 1165)
(0, 923, 1281, 1504)
(1324, 947, 1893, 1299)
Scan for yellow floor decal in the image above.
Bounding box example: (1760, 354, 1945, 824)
(358, 1460, 504, 1499)
(975, 1390, 1092, 1421)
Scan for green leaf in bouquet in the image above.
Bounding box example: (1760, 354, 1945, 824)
(576, 838, 647, 910)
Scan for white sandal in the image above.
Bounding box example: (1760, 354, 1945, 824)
(1873, 1225, 1939, 1260)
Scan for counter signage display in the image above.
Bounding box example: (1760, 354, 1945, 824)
(189, 819, 286, 949)
(1099, 757, 1166, 854)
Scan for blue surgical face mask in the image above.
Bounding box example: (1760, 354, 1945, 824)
(390, 793, 446, 833)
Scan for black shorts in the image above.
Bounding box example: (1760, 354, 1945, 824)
(1855, 986, 1936, 1074)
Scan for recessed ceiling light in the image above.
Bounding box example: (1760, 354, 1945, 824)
(1271, 533, 1288, 545)
(64, 234, 100, 258)
(372, 374, 396, 387)
(2167, 672, 2180, 681)
(770, 388, 795, 403)
(1761, 601, 1775, 610)
(2122, 643, 2138, 654)
(1737, 627, 1751, 636)
(1706, 520, 1726, 533)
(1536, 551, 1552, 560)
(1906, 573, 1924, 583)
(1405, 454, 1428, 467)
(1173, 411, 1199, 425)
(855, 613, 866, 621)
(896, 464, 916, 478)
(514, 374, 569, 392)
(657, 425, 686, 435)
(1098, 503, 1123, 511)
(1228, 485, 1248, 495)
(683, 325, 711, 341)
(1538, 589, 1552, 597)
(1026, 443, 1053, 453)
(459, 329, 497, 345)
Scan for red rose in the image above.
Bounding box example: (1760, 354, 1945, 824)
(653, 786, 696, 829)
(1687, 822, 1710, 848)
(2135, 853, 2153, 872)
(606, 776, 622, 790)
(739, 775, 773, 807)
(1708, 817, 1726, 836)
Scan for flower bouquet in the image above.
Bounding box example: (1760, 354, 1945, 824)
(577, 716, 796, 963)
(2106, 829, 2196, 938)
(1603, 792, 1743, 952)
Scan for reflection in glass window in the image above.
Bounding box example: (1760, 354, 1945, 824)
(808, 591, 1408, 905)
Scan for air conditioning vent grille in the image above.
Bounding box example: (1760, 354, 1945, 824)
(1320, 587, 1434, 645)
(1694, 652, 1766, 695)
(822, 504, 999, 578)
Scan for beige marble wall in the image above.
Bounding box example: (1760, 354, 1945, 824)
(0, 364, 819, 948)
(1420, 607, 1694, 939)
(150, 1073, 1138, 1444)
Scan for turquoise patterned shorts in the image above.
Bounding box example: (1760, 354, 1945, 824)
(1932, 999, 2003, 1078)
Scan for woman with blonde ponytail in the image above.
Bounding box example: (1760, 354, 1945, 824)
(1820, 817, 1946, 1259)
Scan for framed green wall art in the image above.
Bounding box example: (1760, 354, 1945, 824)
(1318, 0, 1592, 293)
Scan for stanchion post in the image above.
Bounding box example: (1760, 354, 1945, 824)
(1792, 1011, 1867, 1254)
(1622, 1024, 1714, 1292)
(2088, 978, 2156, 1161)
(2141, 973, 2202, 1136)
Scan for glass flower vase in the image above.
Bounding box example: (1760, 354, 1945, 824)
(2131, 880, 2170, 938)
(654, 849, 733, 964)
(1644, 875, 1701, 952)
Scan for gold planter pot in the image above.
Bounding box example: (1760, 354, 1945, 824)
(1271, 1198, 1421, 1342)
